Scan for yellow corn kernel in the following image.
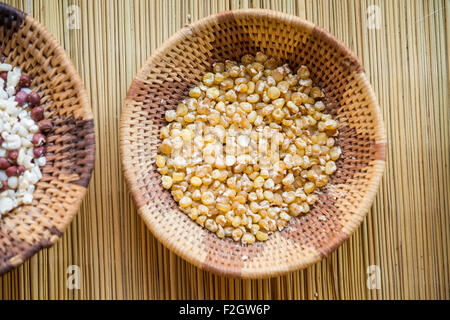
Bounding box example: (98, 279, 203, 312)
(161, 176, 173, 189)
(225, 89, 237, 102)
(201, 191, 215, 205)
(165, 110, 177, 122)
(192, 189, 201, 201)
(306, 194, 318, 205)
(325, 161, 337, 175)
(232, 228, 243, 241)
(160, 139, 173, 155)
(206, 87, 220, 99)
(255, 52, 268, 63)
(205, 219, 218, 232)
(172, 189, 184, 201)
(179, 129, 192, 142)
(214, 73, 225, 84)
(310, 86, 324, 98)
(155, 155, 166, 168)
(216, 227, 225, 238)
(316, 174, 329, 187)
(190, 176, 202, 187)
(189, 207, 199, 220)
(249, 201, 260, 213)
(255, 231, 268, 241)
(202, 72, 215, 86)
(323, 119, 338, 130)
(282, 191, 296, 204)
(330, 146, 342, 161)
(176, 103, 188, 117)
(263, 190, 274, 202)
(196, 215, 207, 227)
(198, 205, 209, 216)
(277, 81, 290, 93)
(297, 65, 310, 79)
(183, 112, 196, 123)
(241, 233, 256, 244)
(272, 109, 285, 121)
(239, 102, 253, 113)
(215, 214, 227, 227)
(202, 175, 213, 186)
(263, 178, 275, 190)
(231, 216, 241, 228)
(267, 86, 281, 100)
(272, 98, 285, 108)
(235, 83, 248, 93)
(216, 202, 231, 213)
(282, 173, 294, 186)
(304, 181, 315, 194)
(179, 196, 193, 208)
(253, 176, 265, 189)
(172, 171, 185, 182)
(189, 86, 202, 98)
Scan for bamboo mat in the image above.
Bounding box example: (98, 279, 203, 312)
(0, 0, 448, 300)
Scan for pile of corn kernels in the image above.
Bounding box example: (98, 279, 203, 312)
(157, 52, 341, 244)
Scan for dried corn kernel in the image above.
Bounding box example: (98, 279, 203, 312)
(189, 87, 202, 98)
(156, 155, 166, 168)
(267, 86, 281, 100)
(161, 176, 173, 189)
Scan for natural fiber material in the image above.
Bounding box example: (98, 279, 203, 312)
(0, 3, 95, 275)
(120, 9, 386, 278)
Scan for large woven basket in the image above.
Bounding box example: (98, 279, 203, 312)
(120, 9, 386, 278)
(0, 4, 95, 275)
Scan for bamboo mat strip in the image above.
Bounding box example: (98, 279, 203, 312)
(0, 0, 448, 300)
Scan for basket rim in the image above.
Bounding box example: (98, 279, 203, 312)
(0, 3, 95, 275)
(120, 8, 387, 279)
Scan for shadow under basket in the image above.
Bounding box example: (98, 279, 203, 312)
(0, 3, 95, 275)
(120, 9, 386, 279)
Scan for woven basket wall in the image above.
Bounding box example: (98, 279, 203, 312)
(0, 3, 95, 275)
(121, 9, 386, 278)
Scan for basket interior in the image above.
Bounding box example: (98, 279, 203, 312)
(0, 4, 94, 275)
(122, 10, 385, 278)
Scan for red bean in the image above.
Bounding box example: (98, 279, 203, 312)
(19, 74, 30, 88)
(30, 106, 44, 122)
(38, 119, 53, 132)
(0, 72, 7, 81)
(6, 166, 17, 177)
(15, 90, 28, 106)
(8, 150, 18, 162)
(33, 146, 45, 158)
(17, 165, 26, 175)
(32, 133, 46, 146)
(27, 92, 40, 106)
(0, 158, 10, 170)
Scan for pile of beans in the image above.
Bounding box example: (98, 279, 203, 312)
(0, 63, 52, 215)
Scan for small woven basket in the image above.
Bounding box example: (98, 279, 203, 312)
(121, 9, 386, 278)
(0, 3, 95, 275)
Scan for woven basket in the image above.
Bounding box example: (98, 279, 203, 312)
(120, 9, 386, 278)
(0, 3, 95, 275)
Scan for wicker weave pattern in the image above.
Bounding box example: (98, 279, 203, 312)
(0, 3, 95, 275)
(120, 9, 386, 278)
